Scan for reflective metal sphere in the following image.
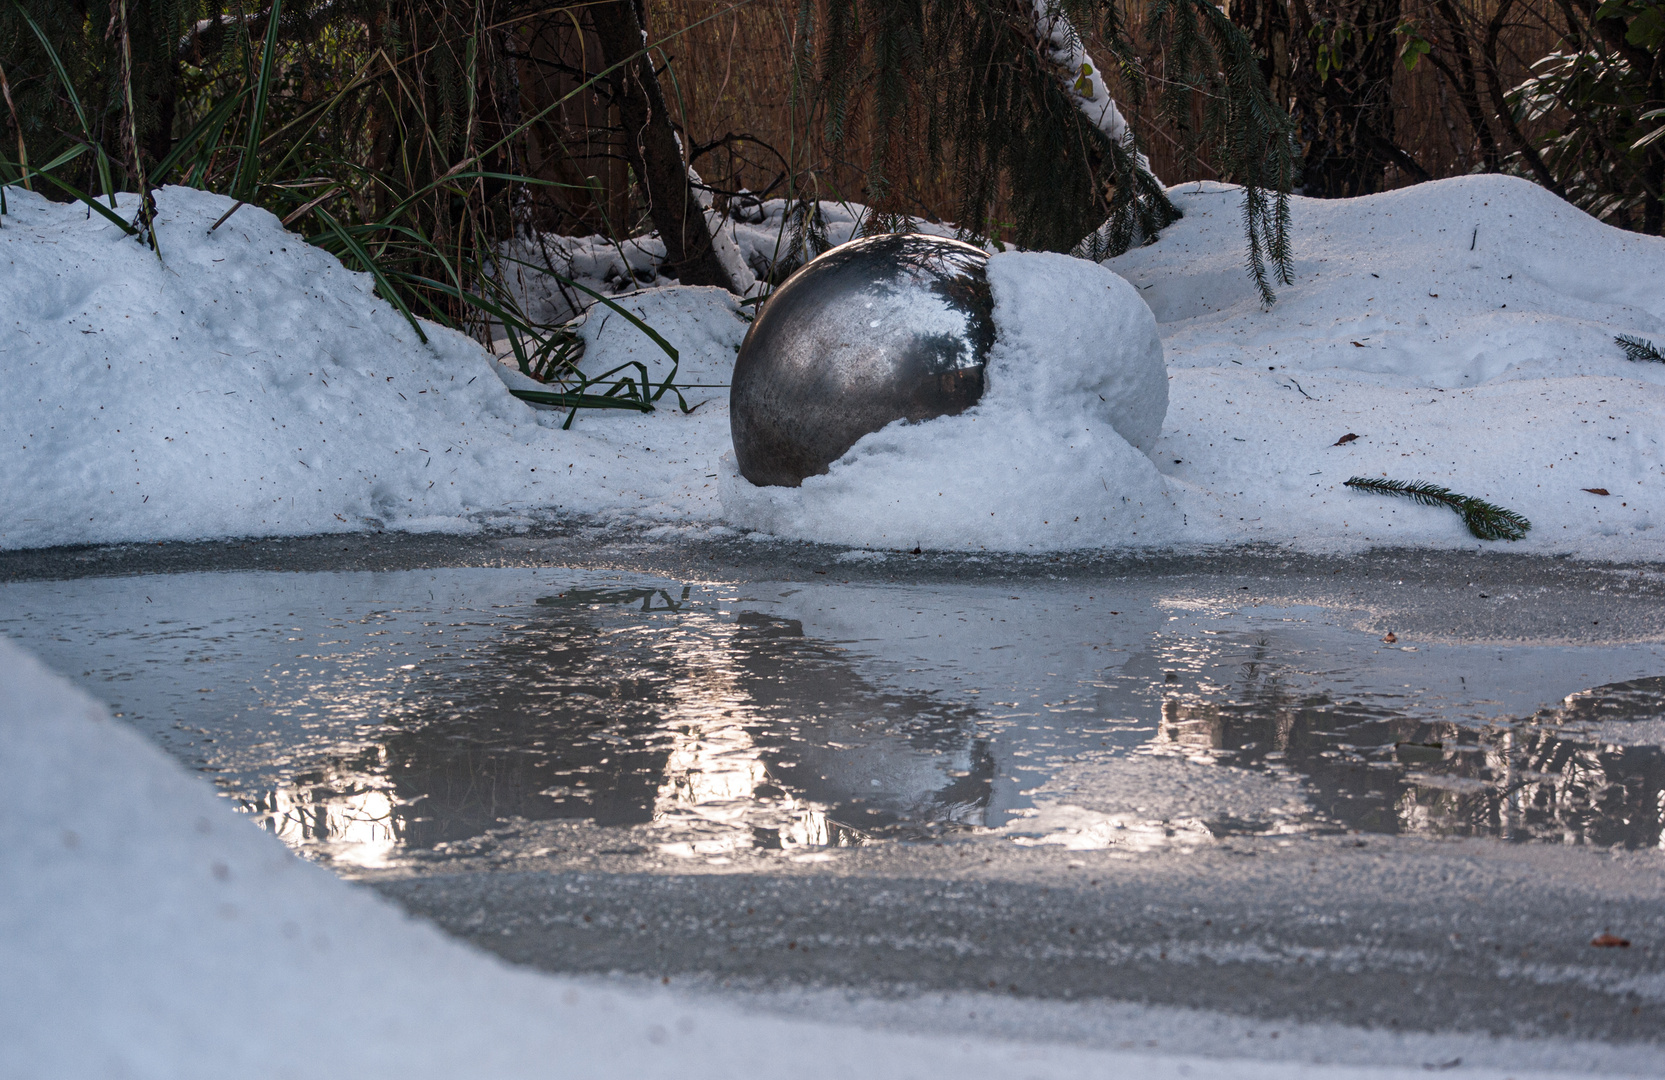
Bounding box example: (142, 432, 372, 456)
(731, 233, 995, 487)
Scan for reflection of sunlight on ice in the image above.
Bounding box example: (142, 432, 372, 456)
(1002, 803, 1214, 853)
(652, 707, 772, 858)
(651, 702, 858, 858)
(245, 782, 400, 869)
(651, 635, 857, 859)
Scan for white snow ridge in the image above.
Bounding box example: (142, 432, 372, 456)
(4, 175, 1665, 556)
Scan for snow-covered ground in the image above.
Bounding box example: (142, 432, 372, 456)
(3, 176, 1664, 556)
(10, 179, 1665, 1078)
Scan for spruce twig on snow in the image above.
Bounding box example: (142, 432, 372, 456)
(1615, 334, 1665, 364)
(1343, 477, 1531, 542)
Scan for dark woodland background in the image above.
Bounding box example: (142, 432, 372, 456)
(1, 0, 1659, 358)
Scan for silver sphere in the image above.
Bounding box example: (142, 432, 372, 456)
(731, 233, 995, 487)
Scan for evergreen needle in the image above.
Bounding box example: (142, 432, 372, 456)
(1616, 334, 1665, 364)
(1343, 477, 1531, 541)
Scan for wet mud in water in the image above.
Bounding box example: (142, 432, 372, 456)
(4, 541, 1663, 1043)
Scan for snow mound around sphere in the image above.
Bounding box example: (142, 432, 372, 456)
(721, 250, 1193, 551)
(985, 250, 1168, 453)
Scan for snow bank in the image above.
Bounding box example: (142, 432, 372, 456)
(7, 634, 1607, 1080)
(724, 251, 1185, 549)
(0, 186, 742, 550)
(6, 175, 1665, 556)
(1118, 176, 1665, 555)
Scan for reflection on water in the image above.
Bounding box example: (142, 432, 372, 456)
(4, 568, 1663, 868)
(1156, 675, 1665, 849)
(237, 590, 992, 866)
(238, 588, 1665, 867)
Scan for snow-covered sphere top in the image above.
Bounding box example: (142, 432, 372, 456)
(730, 233, 996, 487)
(729, 233, 1166, 489)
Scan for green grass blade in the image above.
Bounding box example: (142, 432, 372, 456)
(390, 271, 528, 330)
(9, 1, 116, 204)
(233, 0, 285, 200)
(155, 89, 250, 184)
(10, 3, 91, 141)
(22, 167, 138, 234)
(31, 141, 90, 175)
(315, 207, 427, 344)
(507, 389, 653, 412)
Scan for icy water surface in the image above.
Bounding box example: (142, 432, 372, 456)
(4, 566, 1664, 869)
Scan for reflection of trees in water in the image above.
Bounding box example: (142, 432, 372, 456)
(241, 590, 682, 860)
(1158, 658, 1665, 848)
(722, 612, 994, 840)
(240, 593, 993, 861)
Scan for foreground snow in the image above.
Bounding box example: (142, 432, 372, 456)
(3, 176, 1664, 555)
(2, 634, 1654, 1079)
(0, 636, 1147, 1078)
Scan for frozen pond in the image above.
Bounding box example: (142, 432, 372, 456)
(6, 562, 1664, 873)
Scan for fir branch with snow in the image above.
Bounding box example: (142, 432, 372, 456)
(1145, 0, 1298, 305)
(807, 0, 1295, 294)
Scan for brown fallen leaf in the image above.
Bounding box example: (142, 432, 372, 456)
(1382, 632, 1398, 644)
(1591, 933, 1631, 948)
(1351, 341, 1367, 348)
(1584, 488, 1611, 496)
(1334, 433, 1360, 446)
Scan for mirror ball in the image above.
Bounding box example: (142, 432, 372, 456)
(730, 233, 995, 487)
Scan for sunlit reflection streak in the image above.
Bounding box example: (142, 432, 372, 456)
(648, 631, 865, 857)
(241, 778, 402, 868)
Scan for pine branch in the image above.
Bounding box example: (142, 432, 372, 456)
(1146, 0, 1298, 305)
(1616, 334, 1665, 364)
(1343, 477, 1531, 542)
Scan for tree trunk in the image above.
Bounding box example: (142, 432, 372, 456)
(1428, 0, 1501, 173)
(588, 0, 738, 290)
(1231, 0, 1413, 197)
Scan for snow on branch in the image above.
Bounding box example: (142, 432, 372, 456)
(1029, 0, 1157, 184)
